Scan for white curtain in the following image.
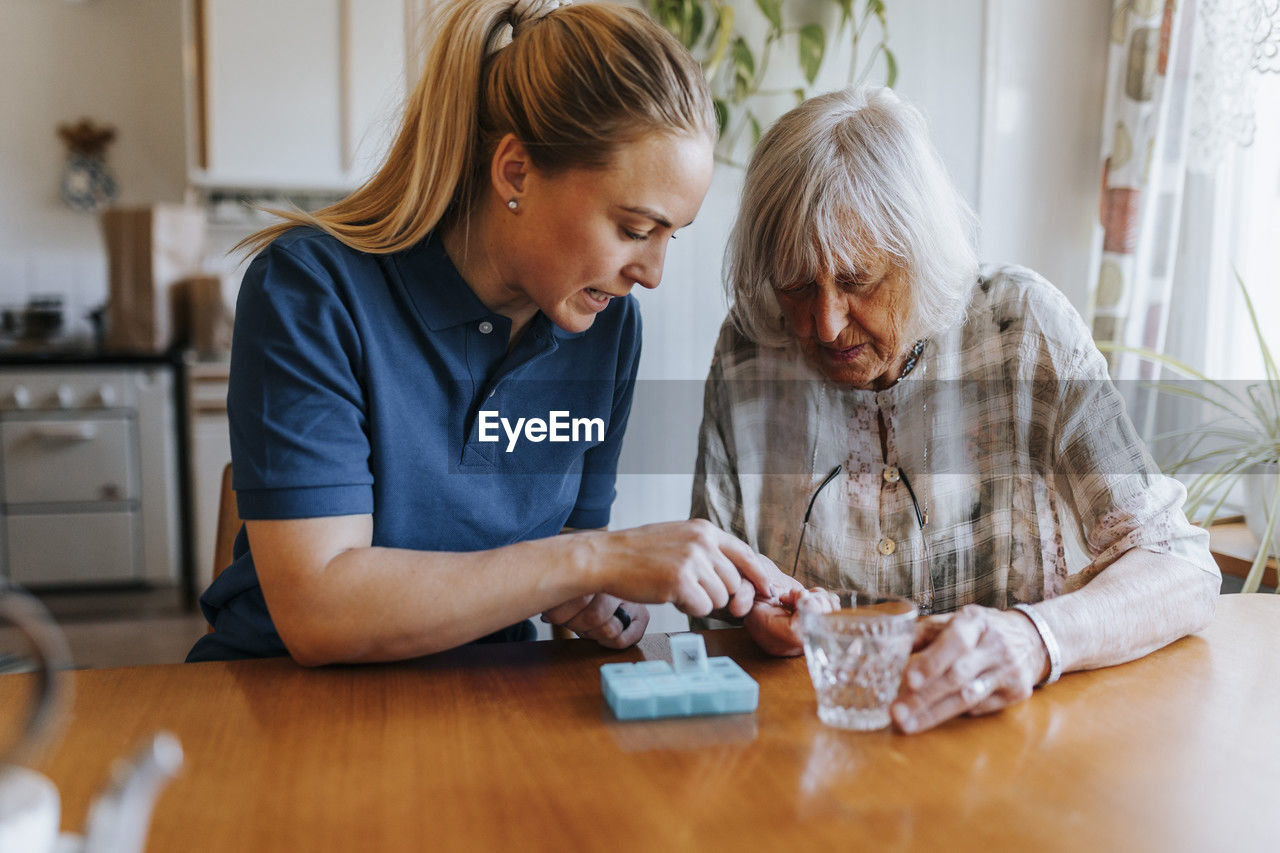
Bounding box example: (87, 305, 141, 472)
(1090, 1, 1280, 422)
(1087, 0, 1198, 385)
(1089, 0, 1280, 561)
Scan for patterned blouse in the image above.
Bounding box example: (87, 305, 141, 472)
(691, 265, 1219, 613)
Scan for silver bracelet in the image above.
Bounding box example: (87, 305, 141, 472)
(1012, 603, 1063, 687)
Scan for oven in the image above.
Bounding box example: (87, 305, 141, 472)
(0, 364, 180, 587)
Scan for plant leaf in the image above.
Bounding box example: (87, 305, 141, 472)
(649, 1, 670, 33)
(731, 37, 755, 102)
(1246, 383, 1280, 444)
(687, 2, 705, 49)
(1184, 456, 1272, 517)
(1242, 470, 1280, 593)
(798, 24, 826, 85)
(1153, 426, 1263, 450)
(1199, 471, 1244, 528)
(713, 97, 729, 139)
(1156, 428, 1210, 473)
(882, 45, 898, 87)
(1234, 269, 1280, 433)
(703, 3, 735, 78)
(650, 0, 690, 46)
(754, 0, 783, 35)
(748, 111, 762, 146)
(1096, 342, 1251, 412)
(1132, 381, 1241, 421)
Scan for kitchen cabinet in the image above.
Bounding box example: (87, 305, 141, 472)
(186, 0, 411, 191)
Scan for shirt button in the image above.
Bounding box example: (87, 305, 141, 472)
(478, 321, 494, 335)
(883, 466, 901, 484)
(877, 537, 896, 556)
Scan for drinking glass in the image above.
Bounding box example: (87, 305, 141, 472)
(800, 590, 917, 731)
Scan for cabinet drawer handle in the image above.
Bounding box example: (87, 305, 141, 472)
(32, 423, 98, 442)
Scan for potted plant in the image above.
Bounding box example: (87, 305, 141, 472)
(1101, 274, 1279, 593)
(647, 0, 895, 165)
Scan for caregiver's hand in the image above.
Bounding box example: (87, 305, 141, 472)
(585, 520, 778, 618)
(540, 593, 649, 649)
(890, 604, 1049, 734)
(744, 586, 836, 656)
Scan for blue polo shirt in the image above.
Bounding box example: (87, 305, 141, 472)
(187, 228, 641, 661)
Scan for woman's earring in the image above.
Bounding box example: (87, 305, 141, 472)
(507, 199, 519, 211)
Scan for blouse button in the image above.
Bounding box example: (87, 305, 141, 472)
(478, 320, 494, 334)
(882, 466, 901, 484)
(877, 537, 896, 556)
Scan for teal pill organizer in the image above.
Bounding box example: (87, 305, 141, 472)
(600, 634, 759, 720)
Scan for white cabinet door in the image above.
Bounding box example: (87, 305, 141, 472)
(1, 417, 138, 505)
(193, 0, 407, 190)
(6, 512, 139, 586)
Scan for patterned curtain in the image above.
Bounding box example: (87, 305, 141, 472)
(1087, 0, 1198, 382)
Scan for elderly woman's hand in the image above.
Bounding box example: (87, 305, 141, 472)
(890, 604, 1049, 733)
(744, 586, 840, 656)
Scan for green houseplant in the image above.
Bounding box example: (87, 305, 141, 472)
(1101, 274, 1280, 593)
(647, 0, 896, 165)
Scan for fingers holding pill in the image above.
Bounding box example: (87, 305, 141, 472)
(589, 520, 781, 619)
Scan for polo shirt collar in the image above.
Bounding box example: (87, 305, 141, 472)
(396, 232, 495, 332)
(397, 232, 589, 339)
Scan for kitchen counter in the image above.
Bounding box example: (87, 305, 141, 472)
(0, 347, 182, 366)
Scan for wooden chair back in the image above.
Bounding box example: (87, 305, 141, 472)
(213, 462, 240, 583)
(206, 462, 240, 632)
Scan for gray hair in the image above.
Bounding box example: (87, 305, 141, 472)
(725, 86, 979, 346)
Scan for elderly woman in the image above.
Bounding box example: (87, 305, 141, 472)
(692, 87, 1220, 733)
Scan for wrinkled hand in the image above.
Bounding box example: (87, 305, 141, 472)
(744, 586, 840, 657)
(890, 604, 1049, 734)
(589, 520, 780, 619)
(541, 593, 649, 649)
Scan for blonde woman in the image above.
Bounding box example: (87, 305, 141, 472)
(188, 0, 791, 665)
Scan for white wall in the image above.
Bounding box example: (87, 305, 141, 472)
(0, 0, 187, 339)
(978, 0, 1112, 310)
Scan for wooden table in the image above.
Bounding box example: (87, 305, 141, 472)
(5, 595, 1278, 852)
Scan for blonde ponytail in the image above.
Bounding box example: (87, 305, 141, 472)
(239, 0, 713, 257)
